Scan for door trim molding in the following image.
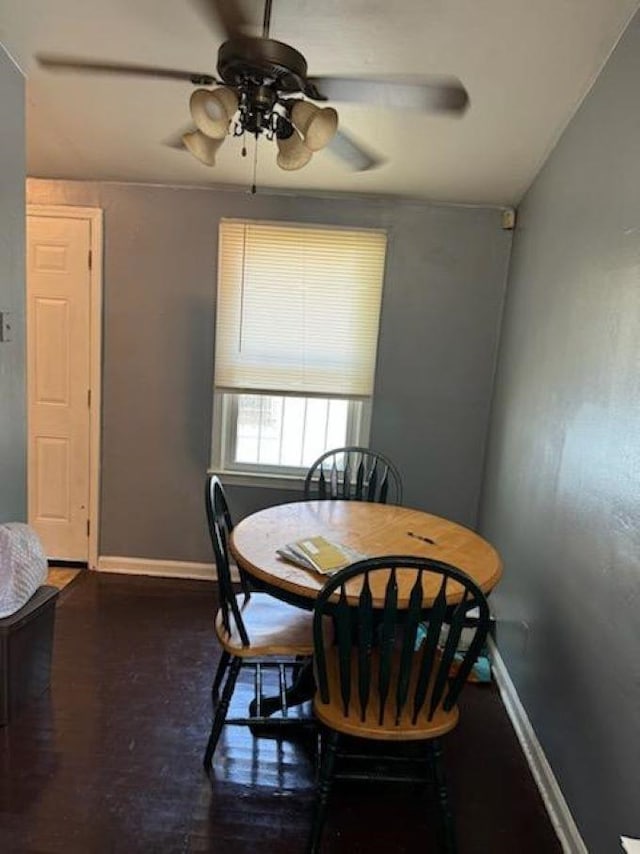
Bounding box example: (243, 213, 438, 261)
(27, 204, 103, 569)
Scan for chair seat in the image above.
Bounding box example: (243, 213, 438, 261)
(313, 647, 459, 741)
(215, 593, 314, 657)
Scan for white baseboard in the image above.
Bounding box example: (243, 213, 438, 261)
(489, 638, 588, 854)
(97, 555, 240, 582)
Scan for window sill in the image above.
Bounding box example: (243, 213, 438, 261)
(207, 468, 306, 491)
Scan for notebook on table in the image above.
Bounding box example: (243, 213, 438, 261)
(277, 535, 366, 575)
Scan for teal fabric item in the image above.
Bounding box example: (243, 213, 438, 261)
(456, 651, 492, 683)
(415, 621, 493, 683)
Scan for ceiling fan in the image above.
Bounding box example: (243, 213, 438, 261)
(36, 0, 470, 176)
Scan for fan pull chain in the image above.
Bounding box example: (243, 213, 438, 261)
(251, 133, 259, 195)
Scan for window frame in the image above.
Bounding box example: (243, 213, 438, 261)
(210, 217, 385, 487)
(210, 390, 372, 487)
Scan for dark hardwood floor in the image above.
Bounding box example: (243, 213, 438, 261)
(0, 573, 561, 853)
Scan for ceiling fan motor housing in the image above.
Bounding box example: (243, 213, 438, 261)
(217, 37, 309, 94)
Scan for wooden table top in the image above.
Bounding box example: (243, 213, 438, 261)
(230, 501, 502, 609)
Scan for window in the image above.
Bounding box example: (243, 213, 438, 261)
(212, 219, 387, 481)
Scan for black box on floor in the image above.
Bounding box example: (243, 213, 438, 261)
(0, 585, 59, 725)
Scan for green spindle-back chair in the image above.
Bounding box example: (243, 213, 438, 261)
(308, 555, 491, 853)
(304, 446, 402, 505)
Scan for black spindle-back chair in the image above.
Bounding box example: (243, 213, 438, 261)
(308, 555, 491, 854)
(206, 474, 251, 646)
(304, 446, 402, 505)
(202, 475, 314, 773)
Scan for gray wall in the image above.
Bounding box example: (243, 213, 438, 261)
(479, 11, 640, 853)
(0, 45, 26, 523)
(26, 179, 511, 562)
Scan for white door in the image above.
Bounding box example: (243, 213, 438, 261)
(26, 215, 92, 561)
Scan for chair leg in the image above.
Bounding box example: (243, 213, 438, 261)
(211, 650, 231, 704)
(429, 739, 457, 854)
(203, 656, 241, 773)
(314, 728, 323, 785)
(307, 730, 340, 854)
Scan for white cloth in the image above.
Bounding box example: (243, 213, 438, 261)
(0, 523, 48, 619)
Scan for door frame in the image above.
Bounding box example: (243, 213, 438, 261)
(26, 204, 103, 569)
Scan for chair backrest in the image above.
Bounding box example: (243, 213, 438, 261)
(313, 556, 490, 726)
(205, 474, 251, 647)
(304, 446, 402, 505)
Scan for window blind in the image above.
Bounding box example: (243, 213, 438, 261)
(214, 219, 387, 398)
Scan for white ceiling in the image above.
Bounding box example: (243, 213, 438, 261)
(1, 0, 638, 205)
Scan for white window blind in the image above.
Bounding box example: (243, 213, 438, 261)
(214, 219, 387, 398)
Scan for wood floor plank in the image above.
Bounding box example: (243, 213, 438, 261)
(0, 572, 561, 853)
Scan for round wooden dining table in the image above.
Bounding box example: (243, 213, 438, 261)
(230, 500, 502, 610)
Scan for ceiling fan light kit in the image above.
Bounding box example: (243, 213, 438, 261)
(186, 79, 339, 171)
(35, 0, 470, 179)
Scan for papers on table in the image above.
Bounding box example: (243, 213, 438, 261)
(276, 535, 367, 575)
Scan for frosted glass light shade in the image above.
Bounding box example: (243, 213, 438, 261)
(182, 130, 225, 166)
(276, 130, 313, 171)
(190, 87, 239, 139)
(291, 101, 338, 151)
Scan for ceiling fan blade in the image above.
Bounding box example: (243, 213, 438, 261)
(327, 129, 384, 172)
(36, 54, 217, 85)
(308, 76, 469, 114)
(190, 0, 252, 40)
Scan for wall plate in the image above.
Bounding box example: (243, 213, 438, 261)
(0, 311, 13, 343)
